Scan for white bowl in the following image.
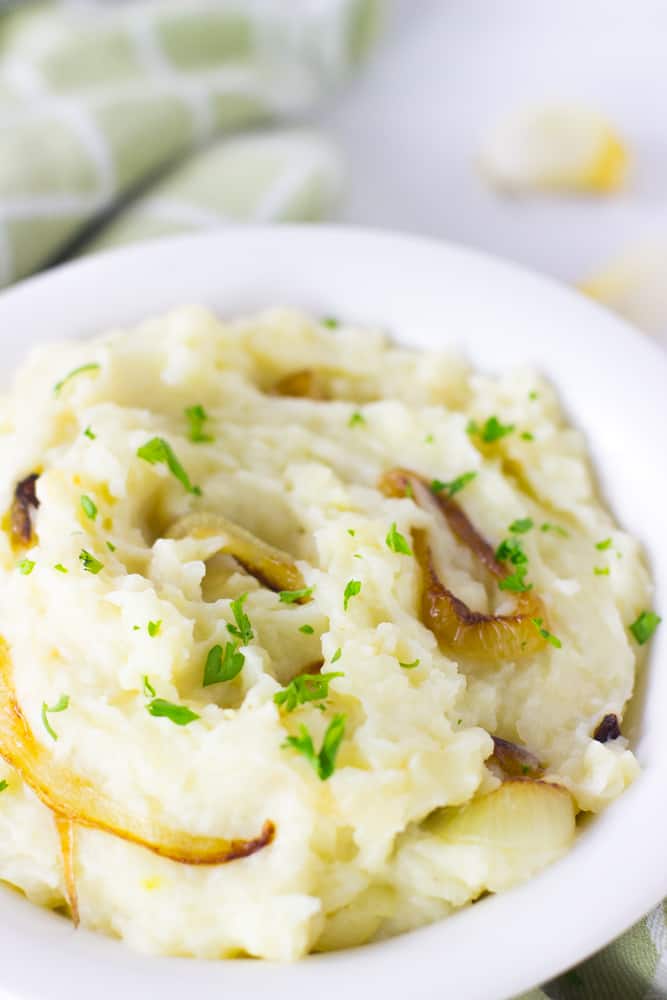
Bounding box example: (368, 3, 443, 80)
(0, 227, 664, 1000)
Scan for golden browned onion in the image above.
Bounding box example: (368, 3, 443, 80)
(273, 369, 329, 400)
(54, 815, 79, 926)
(9, 473, 40, 547)
(378, 468, 548, 661)
(0, 641, 275, 865)
(167, 512, 307, 597)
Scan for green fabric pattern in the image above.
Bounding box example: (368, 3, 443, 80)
(0, 3, 665, 999)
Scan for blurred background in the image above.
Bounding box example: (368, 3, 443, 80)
(1, 0, 666, 345)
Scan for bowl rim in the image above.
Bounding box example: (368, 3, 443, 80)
(0, 225, 665, 1000)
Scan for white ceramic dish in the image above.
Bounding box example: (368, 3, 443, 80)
(0, 227, 664, 1000)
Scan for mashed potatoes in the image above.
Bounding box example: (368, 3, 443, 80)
(0, 306, 655, 959)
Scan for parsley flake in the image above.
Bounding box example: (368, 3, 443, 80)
(80, 494, 98, 521)
(331, 647, 342, 663)
(424, 434, 435, 444)
(348, 411, 366, 428)
(147, 620, 162, 637)
(203, 643, 245, 686)
(41, 694, 70, 741)
(146, 698, 199, 726)
(321, 316, 339, 329)
(520, 431, 535, 441)
(596, 538, 613, 551)
(399, 659, 420, 669)
(83, 426, 96, 440)
(541, 522, 569, 537)
(18, 559, 35, 575)
(279, 587, 313, 604)
(347, 529, 356, 537)
(226, 593, 254, 645)
(282, 714, 346, 780)
(185, 404, 213, 443)
(468, 416, 515, 443)
(54, 563, 68, 574)
(299, 624, 315, 634)
(79, 549, 103, 574)
(385, 522, 413, 556)
(496, 536, 532, 592)
(106, 540, 116, 552)
(629, 611, 661, 645)
(137, 437, 201, 495)
(509, 518, 534, 534)
(143, 675, 156, 698)
(529, 391, 539, 400)
(274, 672, 343, 713)
(343, 579, 361, 610)
(431, 471, 477, 498)
(0, 780, 8, 793)
(594, 567, 610, 576)
(531, 617, 562, 648)
(54, 363, 100, 395)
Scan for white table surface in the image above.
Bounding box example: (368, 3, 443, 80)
(322, 0, 667, 286)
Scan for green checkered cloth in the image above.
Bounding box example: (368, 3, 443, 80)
(0, 3, 665, 997)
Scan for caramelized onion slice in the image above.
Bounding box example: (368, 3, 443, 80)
(490, 736, 543, 779)
(378, 467, 548, 660)
(0, 642, 274, 865)
(10, 473, 40, 546)
(167, 512, 307, 596)
(274, 369, 329, 400)
(54, 815, 79, 926)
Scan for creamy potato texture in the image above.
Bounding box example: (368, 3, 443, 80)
(0, 307, 652, 959)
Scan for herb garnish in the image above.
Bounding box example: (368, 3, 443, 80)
(146, 698, 200, 726)
(596, 538, 612, 551)
(185, 404, 213, 443)
(468, 416, 515, 443)
(431, 471, 477, 498)
(79, 549, 103, 574)
(84, 426, 96, 440)
(509, 518, 533, 534)
(322, 316, 339, 329)
(137, 437, 201, 495)
(279, 587, 313, 604)
(594, 567, 609, 576)
(299, 624, 315, 634)
(343, 579, 362, 610)
(529, 391, 539, 401)
(541, 522, 569, 537)
(106, 540, 116, 552)
(0, 780, 8, 793)
(348, 411, 366, 428)
(54, 363, 100, 395)
(282, 714, 346, 780)
(399, 659, 420, 669)
(143, 675, 156, 698)
(496, 537, 532, 593)
(80, 494, 98, 521)
(531, 617, 562, 648)
(274, 672, 343, 713)
(331, 648, 342, 663)
(520, 432, 534, 441)
(385, 522, 412, 556)
(629, 611, 661, 645)
(18, 559, 35, 575)
(41, 694, 70, 741)
(147, 620, 162, 637)
(226, 593, 253, 644)
(54, 563, 68, 573)
(203, 643, 245, 686)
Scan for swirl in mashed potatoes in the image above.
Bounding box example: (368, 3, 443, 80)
(0, 306, 657, 960)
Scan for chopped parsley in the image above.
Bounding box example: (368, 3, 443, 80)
(404, 480, 414, 498)
(520, 431, 534, 441)
(629, 611, 661, 645)
(496, 536, 532, 593)
(282, 714, 346, 780)
(41, 694, 69, 741)
(529, 391, 539, 401)
(146, 698, 199, 726)
(279, 587, 313, 604)
(596, 538, 613, 551)
(343, 579, 362, 610)
(203, 642, 245, 686)
(80, 494, 98, 521)
(0, 780, 7, 793)
(18, 558, 35, 575)
(468, 416, 515, 443)
(106, 540, 116, 552)
(531, 617, 562, 648)
(509, 518, 534, 534)
(226, 593, 253, 645)
(79, 549, 103, 574)
(299, 624, 315, 634)
(185, 404, 213, 443)
(143, 675, 156, 698)
(385, 522, 412, 556)
(541, 522, 569, 537)
(347, 529, 356, 537)
(331, 647, 342, 663)
(137, 437, 201, 495)
(274, 672, 343, 713)
(54, 363, 101, 395)
(147, 620, 162, 637)
(348, 411, 366, 428)
(424, 434, 435, 444)
(321, 316, 339, 329)
(399, 659, 420, 669)
(83, 426, 96, 440)
(431, 471, 477, 498)
(594, 567, 610, 576)
(54, 563, 68, 573)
